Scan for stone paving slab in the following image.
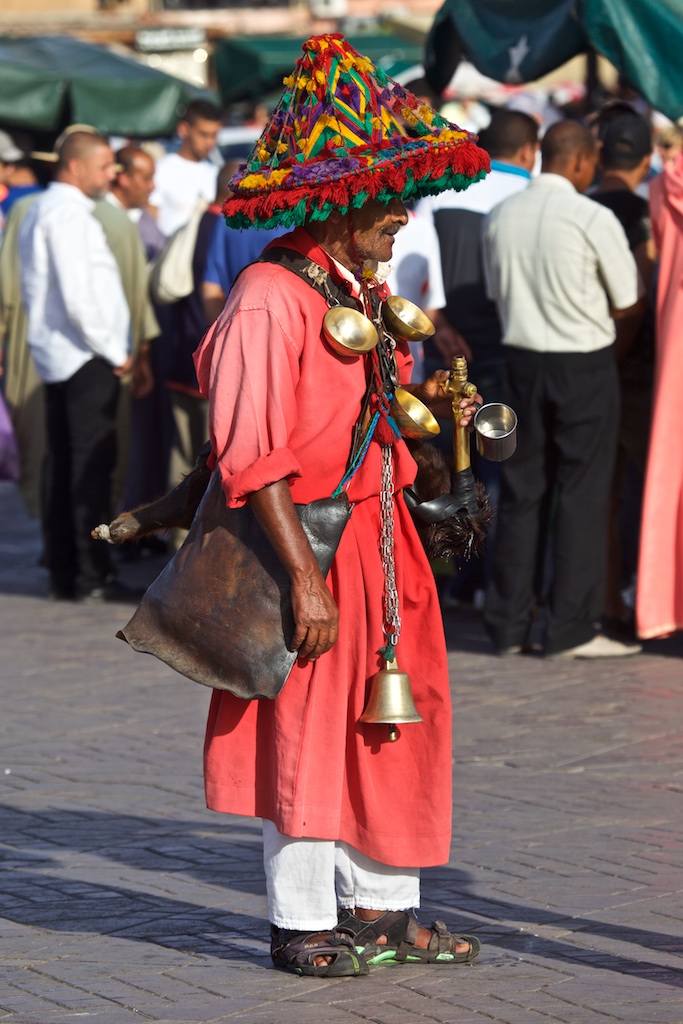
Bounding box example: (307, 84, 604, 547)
(2, 480, 683, 1024)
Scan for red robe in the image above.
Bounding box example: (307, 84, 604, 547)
(194, 229, 452, 868)
(637, 154, 683, 638)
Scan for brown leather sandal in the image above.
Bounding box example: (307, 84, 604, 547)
(270, 925, 369, 977)
(338, 910, 481, 965)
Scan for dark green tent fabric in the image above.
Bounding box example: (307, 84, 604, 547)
(584, 0, 683, 121)
(0, 35, 217, 136)
(425, 0, 683, 121)
(214, 34, 424, 105)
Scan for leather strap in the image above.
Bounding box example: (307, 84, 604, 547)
(258, 246, 362, 312)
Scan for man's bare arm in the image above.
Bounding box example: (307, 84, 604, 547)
(248, 479, 339, 661)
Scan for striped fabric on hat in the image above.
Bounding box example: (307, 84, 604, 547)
(223, 33, 490, 230)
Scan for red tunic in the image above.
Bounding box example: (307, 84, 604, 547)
(194, 229, 452, 868)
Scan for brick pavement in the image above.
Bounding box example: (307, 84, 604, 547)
(2, 478, 683, 1024)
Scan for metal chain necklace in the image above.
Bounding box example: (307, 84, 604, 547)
(380, 442, 401, 654)
(350, 278, 401, 658)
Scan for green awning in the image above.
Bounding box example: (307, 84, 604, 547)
(0, 35, 218, 137)
(215, 33, 423, 105)
(425, 0, 683, 122)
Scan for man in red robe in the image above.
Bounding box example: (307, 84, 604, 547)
(194, 34, 490, 976)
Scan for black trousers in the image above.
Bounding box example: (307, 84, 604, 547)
(484, 346, 620, 655)
(43, 358, 120, 593)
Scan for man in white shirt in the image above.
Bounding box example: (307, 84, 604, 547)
(482, 119, 642, 659)
(19, 130, 133, 601)
(149, 100, 222, 237)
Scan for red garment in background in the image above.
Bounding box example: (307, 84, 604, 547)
(637, 154, 683, 638)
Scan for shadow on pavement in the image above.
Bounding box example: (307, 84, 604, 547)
(3, 803, 683, 986)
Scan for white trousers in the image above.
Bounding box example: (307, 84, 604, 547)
(263, 820, 420, 930)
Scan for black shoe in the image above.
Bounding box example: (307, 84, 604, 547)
(79, 578, 146, 603)
(270, 924, 369, 977)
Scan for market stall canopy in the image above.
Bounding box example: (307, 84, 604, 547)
(214, 33, 424, 105)
(0, 35, 218, 137)
(425, 0, 683, 122)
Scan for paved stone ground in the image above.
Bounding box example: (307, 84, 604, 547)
(2, 478, 683, 1024)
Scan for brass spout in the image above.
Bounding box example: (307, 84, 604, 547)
(441, 356, 477, 473)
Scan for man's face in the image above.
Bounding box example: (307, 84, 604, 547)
(120, 153, 155, 208)
(77, 144, 117, 199)
(349, 198, 409, 264)
(179, 116, 221, 162)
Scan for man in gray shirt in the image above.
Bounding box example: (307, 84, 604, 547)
(482, 119, 642, 659)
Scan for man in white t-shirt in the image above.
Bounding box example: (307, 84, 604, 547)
(150, 100, 223, 237)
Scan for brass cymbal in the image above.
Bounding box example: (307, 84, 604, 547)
(322, 307, 378, 356)
(390, 387, 440, 440)
(383, 295, 435, 344)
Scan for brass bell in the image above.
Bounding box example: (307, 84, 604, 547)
(360, 659, 424, 742)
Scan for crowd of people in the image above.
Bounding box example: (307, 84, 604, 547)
(1, 30, 683, 978)
(0, 83, 679, 634)
(0, 65, 680, 635)
(390, 91, 682, 656)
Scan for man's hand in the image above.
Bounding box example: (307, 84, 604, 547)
(404, 371, 483, 426)
(290, 570, 339, 660)
(248, 479, 339, 662)
(130, 346, 154, 399)
(113, 355, 134, 378)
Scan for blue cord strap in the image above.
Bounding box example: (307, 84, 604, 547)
(331, 410, 381, 498)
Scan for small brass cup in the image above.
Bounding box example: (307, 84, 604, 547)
(474, 403, 517, 461)
(322, 307, 378, 356)
(383, 296, 435, 344)
(390, 387, 441, 440)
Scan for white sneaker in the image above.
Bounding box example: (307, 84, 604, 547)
(550, 633, 642, 659)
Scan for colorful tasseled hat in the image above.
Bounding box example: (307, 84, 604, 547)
(223, 33, 490, 230)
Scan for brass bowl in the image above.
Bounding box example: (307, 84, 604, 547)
(323, 307, 378, 356)
(383, 295, 435, 344)
(390, 387, 440, 440)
